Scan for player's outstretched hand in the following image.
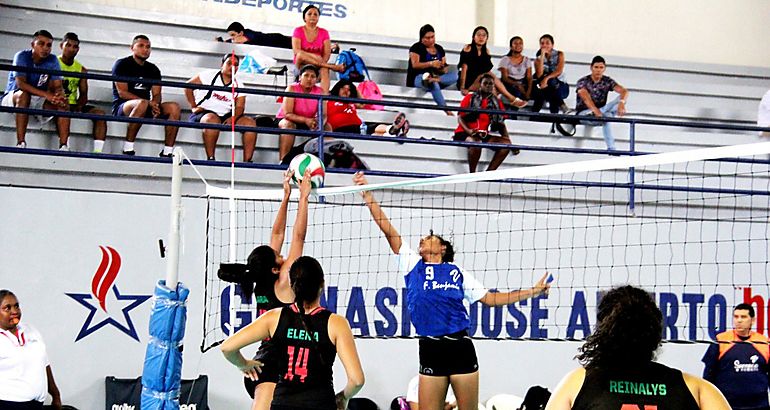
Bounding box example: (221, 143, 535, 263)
(239, 359, 263, 381)
(352, 171, 368, 186)
(299, 169, 312, 198)
(533, 272, 552, 297)
(283, 169, 293, 198)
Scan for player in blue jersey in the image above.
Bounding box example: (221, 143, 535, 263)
(221, 256, 365, 410)
(702, 303, 770, 410)
(546, 285, 729, 410)
(353, 171, 551, 410)
(218, 169, 312, 410)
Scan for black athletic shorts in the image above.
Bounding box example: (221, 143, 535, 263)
(334, 123, 378, 135)
(189, 109, 232, 124)
(0, 400, 43, 410)
(243, 347, 282, 397)
(418, 330, 478, 376)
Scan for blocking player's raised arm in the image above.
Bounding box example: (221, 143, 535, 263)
(353, 172, 402, 254)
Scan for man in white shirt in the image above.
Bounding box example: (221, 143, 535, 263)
(184, 54, 258, 161)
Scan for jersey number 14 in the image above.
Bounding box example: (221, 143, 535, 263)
(285, 346, 310, 382)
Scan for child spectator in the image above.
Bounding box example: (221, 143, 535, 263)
(1, 30, 70, 150)
(406, 24, 457, 115)
(58, 32, 108, 153)
(291, 5, 344, 93)
(532, 34, 569, 115)
(453, 73, 519, 173)
(111, 35, 181, 157)
(184, 54, 258, 162)
(327, 79, 409, 138)
(498, 36, 533, 105)
(574, 56, 629, 152)
(217, 21, 292, 49)
(457, 27, 525, 109)
(275, 64, 331, 162)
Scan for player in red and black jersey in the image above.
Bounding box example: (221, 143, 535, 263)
(218, 169, 313, 410)
(221, 256, 365, 410)
(546, 286, 730, 410)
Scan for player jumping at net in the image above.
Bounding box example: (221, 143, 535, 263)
(545, 285, 730, 410)
(221, 256, 365, 410)
(218, 169, 312, 410)
(353, 171, 551, 410)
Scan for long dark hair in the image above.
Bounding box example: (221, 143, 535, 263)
(470, 26, 490, 58)
(330, 79, 358, 98)
(289, 256, 325, 313)
(577, 285, 662, 370)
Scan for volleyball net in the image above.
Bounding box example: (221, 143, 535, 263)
(201, 142, 770, 352)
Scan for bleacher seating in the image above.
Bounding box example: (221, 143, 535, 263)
(1, 0, 769, 184)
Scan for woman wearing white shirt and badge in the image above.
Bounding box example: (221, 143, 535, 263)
(0, 289, 61, 410)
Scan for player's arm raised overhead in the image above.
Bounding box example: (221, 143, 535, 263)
(353, 172, 402, 254)
(269, 170, 294, 253)
(479, 272, 551, 306)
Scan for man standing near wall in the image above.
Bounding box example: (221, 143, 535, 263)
(58, 32, 108, 153)
(111, 34, 180, 157)
(702, 303, 770, 410)
(1, 30, 70, 150)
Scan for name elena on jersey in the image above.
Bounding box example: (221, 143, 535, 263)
(286, 327, 319, 342)
(734, 356, 761, 372)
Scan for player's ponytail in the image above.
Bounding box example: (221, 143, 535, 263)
(289, 256, 325, 313)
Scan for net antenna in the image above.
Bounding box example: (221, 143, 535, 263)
(201, 141, 770, 351)
(228, 49, 239, 335)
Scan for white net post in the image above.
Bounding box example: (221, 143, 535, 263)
(165, 147, 184, 290)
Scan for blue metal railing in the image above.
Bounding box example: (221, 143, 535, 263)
(2, 63, 770, 208)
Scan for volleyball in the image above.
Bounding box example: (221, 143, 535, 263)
(289, 153, 325, 189)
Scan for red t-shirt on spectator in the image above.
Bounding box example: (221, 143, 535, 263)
(454, 93, 503, 134)
(327, 101, 362, 130)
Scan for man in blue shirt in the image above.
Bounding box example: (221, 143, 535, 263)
(703, 303, 770, 410)
(2, 30, 71, 150)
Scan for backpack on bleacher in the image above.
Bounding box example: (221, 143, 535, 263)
(336, 48, 369, 82)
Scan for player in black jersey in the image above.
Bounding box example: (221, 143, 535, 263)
(218, 169, 312, 410)
(545, 285, 730, 410)
(221, 256, 365, 410)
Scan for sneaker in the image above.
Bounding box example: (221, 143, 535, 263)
(122, 150, 136, 156)
(388, 112, 407, 135)
(207, 156, 215, 161)
(16, 141, 26, 148)
(58, 144, 69, 152)
(159, 151, 173, 158)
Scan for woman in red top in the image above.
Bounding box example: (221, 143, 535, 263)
(327, 80, 409, 138)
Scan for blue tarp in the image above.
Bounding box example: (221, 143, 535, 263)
(141, 280, 190, 410)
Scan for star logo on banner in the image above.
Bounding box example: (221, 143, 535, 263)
(65, 246, 151, 342)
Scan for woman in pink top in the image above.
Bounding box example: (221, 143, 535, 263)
(277, 64, 331, 162)
(292, 5, 344, 93)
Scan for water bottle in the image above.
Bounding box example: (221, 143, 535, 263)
(359, 122, 367, 135)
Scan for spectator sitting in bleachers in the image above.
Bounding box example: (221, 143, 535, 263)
(276, 64, 331, 162)
(184, 54, 257, 162)
(532, 34, 569, 115)
(292, 5, 344, 94)
(58, 32, 108, 153)
(1, 30, 70, 150)
(453, 73, 518, 173)
(498, 36, 534, 107)
(216, 21, 292, 49)
(327, 79, 410, 138)
(407, 24, 456, 116)
(574, 56, 629, 152)
(111, 35, 181, 157)
(457, 26, 526, 109)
